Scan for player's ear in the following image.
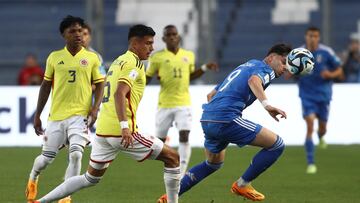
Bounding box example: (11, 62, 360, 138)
(162, 36, 166, 42)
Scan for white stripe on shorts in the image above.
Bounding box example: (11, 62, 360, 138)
(234, 117, 256, 131)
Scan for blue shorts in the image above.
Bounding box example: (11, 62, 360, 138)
(301, 99, 330, 121)
(202, 117, 262, 154)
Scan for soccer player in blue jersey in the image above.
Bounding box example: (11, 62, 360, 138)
(300, 27, 344, 174)
(158, 44, 291, 202)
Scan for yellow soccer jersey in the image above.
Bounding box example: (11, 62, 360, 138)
(96, 51, 145, 136)
(44, 46, 104, 121)
(146, 48, 195, 108)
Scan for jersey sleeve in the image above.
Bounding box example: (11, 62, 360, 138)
(146, 55, 159, 77)
(118, 61, 139, 88)
(92, 57, 105, 84)
(44, 53, 54, 81)
(327, 48, 342, 70)
(254, 70, 272, 86)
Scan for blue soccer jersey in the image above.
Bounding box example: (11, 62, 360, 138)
(298, 44, 341, 102)
(201, 59, 275, 122)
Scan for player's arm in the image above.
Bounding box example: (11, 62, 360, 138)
(88, 81, 105, 127)
(33, 80, 52, 135)
(207, 89, 217, 102)
(320, 66, 344, 80)
(248, 75, 286, 121)
(190, 62, 218, 81)
(114, 82, 133, 148)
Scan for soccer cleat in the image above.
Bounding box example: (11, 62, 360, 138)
(231, 182, 265, 201)
(157, 194, 167, 203)
(28, 201, 40, 203)
(318, 138, 327, 149)
(58, 196, 72, 203)
(306, 164, 317, 174)
(25, 178, 39, 201)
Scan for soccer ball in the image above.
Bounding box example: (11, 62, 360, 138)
(286, 47, 315, 75)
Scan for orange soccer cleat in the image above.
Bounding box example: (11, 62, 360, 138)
(157, 194, 167, 203)
(231, 181, 265, 201)
(58, 196, 72, 203)
(25, 178, 39, 201)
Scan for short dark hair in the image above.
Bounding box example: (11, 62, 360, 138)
(128, 24, 156, 40)
(306, 26, 320, 33)
(82, 23, 92, 34)
(266, 43, 292, 56)
(163, 24, 177, 35)
(59, 15, 85, 34)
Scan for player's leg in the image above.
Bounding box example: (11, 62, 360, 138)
(304, 114, 316, 170)
(37, 162, 110, 203)
(240, 127, 284, 184)
(64, 116, 90, 180)
(179, 148, 225, 196)
(230, 117, 284, 201)
(175, 107, 192, 177)
(317, 101, 330, 149)
(179, 121, 226, 196)
(26, 120, 66, 201)
(301, 99, 317, 173)
(36, 136, 116, 202)
(155, 108, 174, 142)
(158, 122, 227, 202)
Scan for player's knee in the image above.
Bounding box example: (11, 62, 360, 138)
(268, 136, 285, 154)
(69, 145, 84, 163)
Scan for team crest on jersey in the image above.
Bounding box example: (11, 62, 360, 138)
(316, 55, 322, 63)
(129, 69, 138, 80)
(79, 59, 88, 67)
(182, 57, 189, 63)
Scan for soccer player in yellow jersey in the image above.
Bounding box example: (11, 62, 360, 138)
(146, 25, 218, 176)
(25, 16, 105, 203)
(33, 25, 181, 203)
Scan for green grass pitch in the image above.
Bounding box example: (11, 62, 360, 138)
(0, 145, 359, 203)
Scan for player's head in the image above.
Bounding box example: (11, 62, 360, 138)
(128, 24, 155, 60)
(305, 26, 320, 51)
(163, 25, 181, 49)
(82, 23, 92, 48)
(59, 15, 85, 47)
(24, 53, 38, 67)
(265, 43, 292, 77)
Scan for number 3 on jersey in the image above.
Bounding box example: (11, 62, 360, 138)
(219, 69, 241, 91)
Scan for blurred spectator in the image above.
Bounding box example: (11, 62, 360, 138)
(18, 53, 44, 85)
(342, 39, 360, 83)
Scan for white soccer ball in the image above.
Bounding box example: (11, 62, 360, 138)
(286, 47, 315, 75)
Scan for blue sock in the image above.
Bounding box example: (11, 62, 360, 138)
(242, 136, 285, 182)
(179, 160, 223, 196)
(305, 138, 315, 164)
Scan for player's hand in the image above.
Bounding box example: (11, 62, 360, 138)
(265, 105, 287, 122)
(87, 107, 99, 128)
(320, 70, 332, 79)
(33, 115, 44, 136)
(120, 128, 133, 148)
(206, 62, 219, 72)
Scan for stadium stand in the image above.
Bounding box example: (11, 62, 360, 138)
(0, 0, 360, 85)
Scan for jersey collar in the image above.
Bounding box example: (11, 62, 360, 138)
(127, 50, 140, 60)
(64, 46, 85, 57)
